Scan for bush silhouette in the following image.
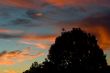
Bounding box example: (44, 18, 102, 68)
(23, 28, 110, 73)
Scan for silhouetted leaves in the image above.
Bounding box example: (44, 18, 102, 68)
(23, 28, 110, 73)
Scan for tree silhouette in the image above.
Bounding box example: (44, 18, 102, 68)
(23, 28, 110, 73)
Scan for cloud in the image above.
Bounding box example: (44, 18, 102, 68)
(12, 18, 32, 25)
(25, 5, 110, 28)
(82, 10, 110, 26)
(21, 34, 56, 42)
(44, 0, 110, 7)
(0, 28, 24, 39)
(0, 28, 57, 44)
(0, 0, 41, 9)
(0, 33, 22, 39)
(0, 3, 109, 28)
(0, 47, 44, 65)
(0, 0, 110, 9)
(19, 40, 50, 50)
(82, 25, 110, 50)
(26, 10, 45, 19)
(19, 34, 57, 49)
(0, 28, 23, 34)
(11, 18, 42, 27)
(35, 43, 50, 50)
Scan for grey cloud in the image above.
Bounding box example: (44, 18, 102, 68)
(0, 33, 22, 39)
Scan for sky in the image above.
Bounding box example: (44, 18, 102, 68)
(0, 0, 110, 73)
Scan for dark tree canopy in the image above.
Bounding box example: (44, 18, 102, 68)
(23, 28, 110, 73)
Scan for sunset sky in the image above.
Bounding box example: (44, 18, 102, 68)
(0, 0, 110, 73)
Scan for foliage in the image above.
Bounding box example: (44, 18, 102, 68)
(23, 28, 110, 73)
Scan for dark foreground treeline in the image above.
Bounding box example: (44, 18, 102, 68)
(23, 28, 110, 73)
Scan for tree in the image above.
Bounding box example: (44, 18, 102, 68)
(23, 28, 110, 73)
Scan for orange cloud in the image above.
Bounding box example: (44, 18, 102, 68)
(0, 47, 44, 65)
(35, 43, 50, 50)
(0, 28, 23, 34)
(0, 0, 40, 9)
(45, 0, 110, 7)
(19, 40, 50, 50)
(0, 0, 109, 9)
(21, 34, 56, 42)
(19, 40, 35, 45)
(19, 34, 56, 49)
(45, 0, 72, 6)
(82, 25, 110, 50)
